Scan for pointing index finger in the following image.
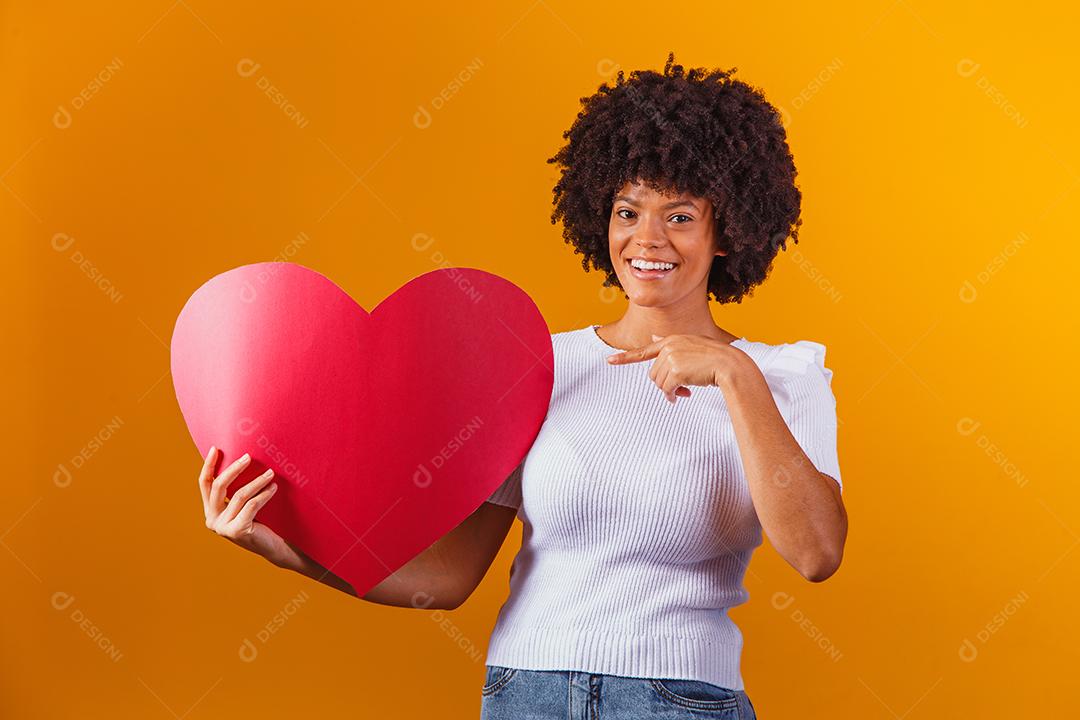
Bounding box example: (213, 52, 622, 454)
(606, 340, 663, 364)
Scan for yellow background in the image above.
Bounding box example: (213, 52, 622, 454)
(3, 1, 1076, 717)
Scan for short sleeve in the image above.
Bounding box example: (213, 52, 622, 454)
(485, 461, 524, 509)
(768, 340, 843, 492)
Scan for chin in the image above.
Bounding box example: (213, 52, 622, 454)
(626, 289, 674, 307)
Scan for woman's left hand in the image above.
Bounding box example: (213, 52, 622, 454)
(605, 334, 747, 404)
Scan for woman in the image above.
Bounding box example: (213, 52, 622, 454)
(196, 52, 847, 719)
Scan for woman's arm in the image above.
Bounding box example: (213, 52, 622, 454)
(719, 359, 848, 582)
(272, 501, 518, 608)
(605, 334, 848, 581)
(200, 447, 519, 607)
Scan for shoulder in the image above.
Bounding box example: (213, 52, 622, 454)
(532, 327, 593, 370)
(550, 325, 595, 351)
(551, 327, 583, 343)
(738, 338, 834, 385)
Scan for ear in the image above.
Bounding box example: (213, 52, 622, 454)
(710, 214, 728, 257)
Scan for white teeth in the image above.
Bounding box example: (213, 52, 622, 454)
(630, 258, 675, 271)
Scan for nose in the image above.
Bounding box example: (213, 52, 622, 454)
(634, 236, 666, 253)
(632, 213, 670, 250)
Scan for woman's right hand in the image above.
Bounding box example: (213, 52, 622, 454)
(195, 445, 517, 606)
(199, 447, 296, 569)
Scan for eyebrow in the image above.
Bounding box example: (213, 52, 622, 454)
(613, 195, 700, 211)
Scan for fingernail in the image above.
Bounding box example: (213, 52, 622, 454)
(240, 452, 250, 462)
(607, 355, 617, 363)
(209, 445, 216, 455)
(264, 468, 274, 478)
(269, 483, 278, 491)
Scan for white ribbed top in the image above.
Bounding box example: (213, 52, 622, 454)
(484, 324, 842, 691)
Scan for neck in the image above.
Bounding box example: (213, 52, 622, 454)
(601, 300, 733, 348)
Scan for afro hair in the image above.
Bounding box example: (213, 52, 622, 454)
(547, 51, 802, 304)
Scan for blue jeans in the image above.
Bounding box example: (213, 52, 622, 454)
(480, 665, 758, 719)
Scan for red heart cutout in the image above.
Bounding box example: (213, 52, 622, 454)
(170, 262, 552, 596)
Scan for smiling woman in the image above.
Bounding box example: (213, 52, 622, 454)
(548, 53, 802, 311)
(476, 50, 848, 719)
(606, 182, 727, 321)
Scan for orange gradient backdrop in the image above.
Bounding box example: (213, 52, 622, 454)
(3, 1, 1077, 717)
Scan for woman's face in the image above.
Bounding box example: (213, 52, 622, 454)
(607, 179, 725, 308)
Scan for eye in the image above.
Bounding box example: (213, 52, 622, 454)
(616, 208, 636, 220)
(670, 213, 693, 223)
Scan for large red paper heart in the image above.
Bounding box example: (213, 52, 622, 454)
(170, 262, 552, 597)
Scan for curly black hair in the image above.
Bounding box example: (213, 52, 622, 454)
(547, 51, 802, 304)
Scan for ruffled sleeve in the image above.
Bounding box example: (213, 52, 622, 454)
(485, 461, 524, 509)
(764, 340, 843, 492)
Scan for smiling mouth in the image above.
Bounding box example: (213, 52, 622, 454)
(626, 258, 678, 280)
